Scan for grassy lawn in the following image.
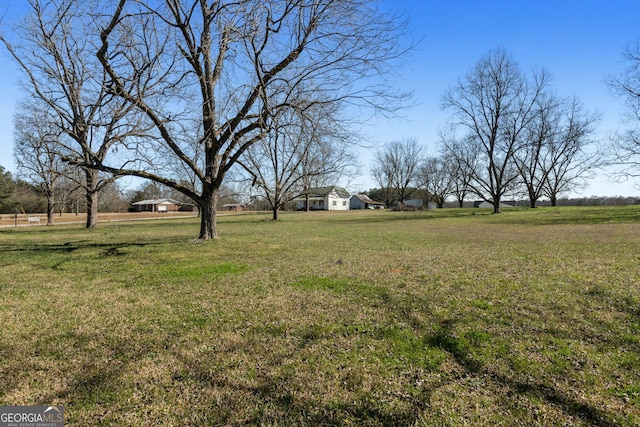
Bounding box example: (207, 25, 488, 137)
(1, 206, 639, 426)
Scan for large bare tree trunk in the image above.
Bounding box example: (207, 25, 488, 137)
(85, 170, 99, 229)
(86, 191, 98, 229)
(46, 198, 55, 226)
(198, 187, 218, 240)
(492, 200, 501, 214)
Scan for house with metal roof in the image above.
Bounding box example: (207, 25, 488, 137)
(130, 198, 183, 212)
(349, 194, 385, 209)
(473, 200, 516, 208)
(293, 186, 351, 211)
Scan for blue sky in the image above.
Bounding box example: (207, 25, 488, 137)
(1, 1, 639, 197)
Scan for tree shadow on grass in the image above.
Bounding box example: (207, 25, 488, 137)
(3, 267, 630, 426)
(181, 355, 424, 426)
(31, 324, 185, 425)
(182, 290, 628, 426)
(0, 328, 159, 417)
(0, 241, 156, 272)
(424, 317, 620, 427)
(251, 381, 420, 426)
(0, 233, 191, 263)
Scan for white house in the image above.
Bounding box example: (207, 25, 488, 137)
(294, 186, 351, 211)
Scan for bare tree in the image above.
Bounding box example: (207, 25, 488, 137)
(13, 101, 67, 225)
(296, 109, 359, 213)
(89, 0, 410, 240)
(242, 127, 305, 219)
(608, 39, 640, 180)
(129, 181, 170, 203)
(98, 181, 130, 213)
(1, 0, 148, 228)
(541, 97, 601, 205)
(439, 133, 478, 208)
(417, 155, 453, 208)
(514, 93, 600, 208)
(240, 105, 357, 220)
(513, 92, 560, 208)
(441, 49, 547, 213)
(56, 168, 84, 215)
(371, 138, 423, 208)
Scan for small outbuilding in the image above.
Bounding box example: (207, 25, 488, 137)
(473, 200, 516, 209)
(349, 194, 385, 210)
(222, 203, 245, 212)
(402, 199, 423, 209)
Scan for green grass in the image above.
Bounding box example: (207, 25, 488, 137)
(0, 206, 639, 426)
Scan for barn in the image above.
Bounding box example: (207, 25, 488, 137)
(349, 194, 385, 209)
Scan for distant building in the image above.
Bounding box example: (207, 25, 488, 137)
(293, 186, 351, 211)
(350, 194, 385, 210)
(222, 203, 245, 212)
(402, 199, 423, 209)
(130, 198, 183, 212)
(473, 200, 516, 208)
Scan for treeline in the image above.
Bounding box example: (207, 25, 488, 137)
(0, 165, 126, 215)
(369, 50, 605, 213)
(362, 185, 640, 209)
(0, 164, 251, 217)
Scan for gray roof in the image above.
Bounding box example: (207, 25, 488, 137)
(351, 194, 384, 205)
(131, 198, 182, 206)
(295, 186, 350, 199)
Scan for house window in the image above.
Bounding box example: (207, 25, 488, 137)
(342, 201, 347, 206)
(332, 200, 337, 206)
